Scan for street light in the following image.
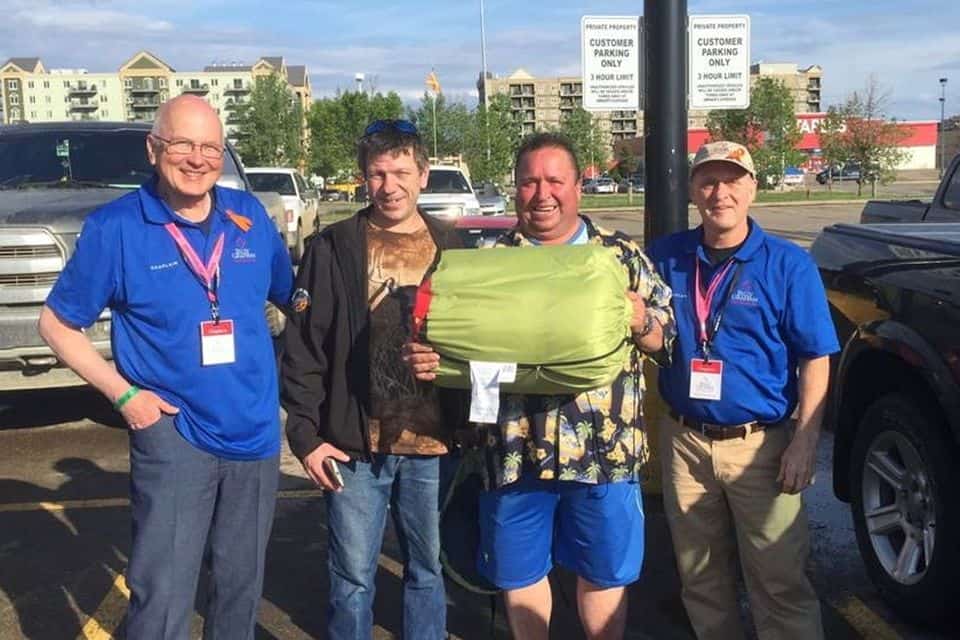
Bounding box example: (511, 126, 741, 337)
(939, 77, 948, 178)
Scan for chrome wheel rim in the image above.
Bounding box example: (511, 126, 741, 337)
(862, 430, 936, 586)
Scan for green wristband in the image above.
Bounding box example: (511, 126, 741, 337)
(113, 385, 141, 411)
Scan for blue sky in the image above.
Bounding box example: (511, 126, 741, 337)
(2, 0, 958, 121)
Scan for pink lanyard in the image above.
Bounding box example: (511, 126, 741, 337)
(164, 223, 225, 321)
(693, 257, 738, 360)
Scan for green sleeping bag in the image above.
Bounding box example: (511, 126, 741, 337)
(412, 244, 633, 394)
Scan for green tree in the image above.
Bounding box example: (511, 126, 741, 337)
(817, 76, 908, 196)
(706, 77, 804, 189)
(231, 73, 303, 167)
(408, 92, 472, 158)
(814, 106, 850, 191)
(306, 90, 404, 179)
(463, 93, 522, 183)
(558, 107, 607, 176)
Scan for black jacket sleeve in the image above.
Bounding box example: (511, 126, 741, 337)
(281, 233, 334, 461)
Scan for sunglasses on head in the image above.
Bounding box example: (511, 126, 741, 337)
(363, 119, 419, 137)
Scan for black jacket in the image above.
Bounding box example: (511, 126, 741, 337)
(282, 207, 466, 461)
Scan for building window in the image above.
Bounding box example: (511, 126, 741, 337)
(11, 108, 20, 119)
(7, 79, 19, 90)
(102, 110, 109, 118)
(233, 78, 243, 89)
(190, 79, 201, 89)
(45, 96, 51, 103)
(159, 78, 167, 88)
(27, 81, 34, 89)
(43, 81, 50, 89)
(211, 79, 219, 87)
(47, 110, 53, 118)
(64, 80, 71, 88)
(10, 95, 19, 105)
(100, 94, 108, 103)
(28, 96, 36, 104)
(176, 79, 183, 87)
(30, 111, 37, 119)
(124, 78, 132, 88)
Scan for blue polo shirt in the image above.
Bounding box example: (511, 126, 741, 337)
(47, 179, 294, 460)
(648, 219, 839, 425)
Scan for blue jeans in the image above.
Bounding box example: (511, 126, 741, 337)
(325, 454, 446, 640)
(126, 415, 279, 640)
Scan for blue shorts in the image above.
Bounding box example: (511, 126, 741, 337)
(477, 475, 644, 589)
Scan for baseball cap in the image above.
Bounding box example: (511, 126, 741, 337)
(691, 141, 756, 178)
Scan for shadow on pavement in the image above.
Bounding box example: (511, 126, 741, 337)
(0, 387, 124, 430)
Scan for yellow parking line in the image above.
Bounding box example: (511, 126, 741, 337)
(830, 593, 902, 640)
(78, 571, 129, 640)
(0, 488, 324, 514)
(0, 498, 128, 513)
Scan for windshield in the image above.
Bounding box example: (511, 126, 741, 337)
(424, 169, 471, 194)
(248, 173, 297, 196)
(0, 129, 242, 189)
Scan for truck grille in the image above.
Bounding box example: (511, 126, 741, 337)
(0, 245, 61, 259)
(0, 272, 60, 287)
(0, 228, 66, 305)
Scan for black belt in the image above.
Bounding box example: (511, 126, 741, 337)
(669, 411, 781, 440)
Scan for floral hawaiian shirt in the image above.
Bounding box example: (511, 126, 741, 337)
(484, 215, 676, 487)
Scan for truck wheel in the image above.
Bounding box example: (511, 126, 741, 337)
(849, 393, 960, 625)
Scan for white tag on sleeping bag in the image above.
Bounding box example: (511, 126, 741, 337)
(469, 361, 517, 423)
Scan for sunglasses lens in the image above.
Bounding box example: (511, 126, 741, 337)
(363, 119, 418, 136)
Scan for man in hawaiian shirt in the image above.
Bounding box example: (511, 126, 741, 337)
(408, 132, 675, 640)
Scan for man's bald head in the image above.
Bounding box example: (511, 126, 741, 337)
(151, 94, 223, 142)
(146, 94, 226, 206)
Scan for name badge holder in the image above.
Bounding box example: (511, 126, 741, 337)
(164, 223, 235, 366)
(688, 257, 741, 401)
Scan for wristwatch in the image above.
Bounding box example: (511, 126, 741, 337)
(633, 310, 657, 340)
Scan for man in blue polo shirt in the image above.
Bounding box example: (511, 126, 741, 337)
(38, 95, 293, 639)
(648, 141, 838, 640)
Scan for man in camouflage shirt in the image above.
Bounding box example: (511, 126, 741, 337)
(409, 133, 675, 640)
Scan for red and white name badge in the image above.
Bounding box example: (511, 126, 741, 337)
(200, 319, 236, 366)
(689, 358, 723, 401)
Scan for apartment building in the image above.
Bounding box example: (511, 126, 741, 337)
(0, 51, 312, 143)
(479, 63, 822, 159)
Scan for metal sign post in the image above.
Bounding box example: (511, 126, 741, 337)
(643, 0, 688, 245)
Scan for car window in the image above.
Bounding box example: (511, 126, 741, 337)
(424, 169, 471, 194)
(295, 173, 310, 197)
(248, 172, 296, 195)
(943, 162, 960, 210)
(0, 130, 244, 190)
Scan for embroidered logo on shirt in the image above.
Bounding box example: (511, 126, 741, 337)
(232, 236, 257, 262)
(730, 280, 760, 305)
(150, 260, 179, 271)
(292, 288, 311, 313)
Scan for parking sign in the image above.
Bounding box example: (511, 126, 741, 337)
(689, 15, 751, 110)
(581, 16, 641, 112)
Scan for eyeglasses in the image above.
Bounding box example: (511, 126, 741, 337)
(363, 119, 419, 137)
(150, 134, 225, 160)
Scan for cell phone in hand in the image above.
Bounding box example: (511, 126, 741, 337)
(323, 457, 345, 489)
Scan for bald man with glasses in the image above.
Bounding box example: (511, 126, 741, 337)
(39, 94, 294, 639)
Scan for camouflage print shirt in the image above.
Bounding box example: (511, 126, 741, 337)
(485, 215, 675, 487)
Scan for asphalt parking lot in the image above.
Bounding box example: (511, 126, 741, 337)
(1, 193, 955, 639)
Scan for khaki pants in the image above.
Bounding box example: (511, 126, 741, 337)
(659, 415, 824, 640)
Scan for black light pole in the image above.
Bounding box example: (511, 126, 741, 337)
(940, 77, 948, 178)
(643, 0, 688, 246)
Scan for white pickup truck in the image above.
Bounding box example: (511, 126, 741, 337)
(417, 164, 482, 219)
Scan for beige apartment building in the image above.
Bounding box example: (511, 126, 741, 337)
(479, 63, 822, 160)
(0, 51, 312, 144)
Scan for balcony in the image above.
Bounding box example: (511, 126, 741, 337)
(69, 101, 98, 112)
(129, 99, 161, 110)
(182, 83, 210, 95)
(69, 85, 98, 97)
(224, 84, 251, 95)
(128, 86, 160, 95)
